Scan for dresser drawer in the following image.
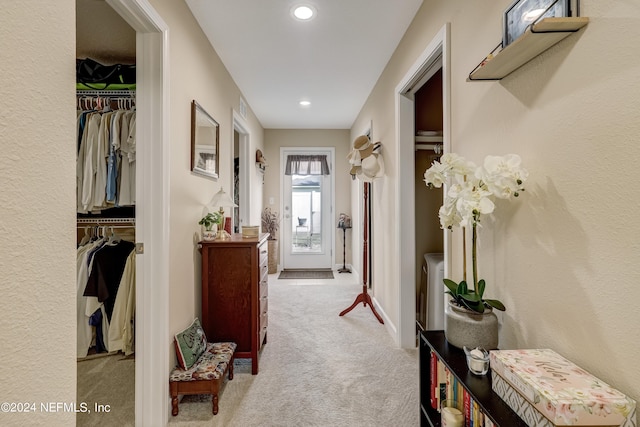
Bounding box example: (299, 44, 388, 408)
(260, 295, 268, 315)
(260, 277, 268, 298)
(259, 243, 268, 267)
(260, 310, 268, 331)
(259, 262, 268, 283)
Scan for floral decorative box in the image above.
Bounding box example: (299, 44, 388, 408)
(490, 349, 636, 427)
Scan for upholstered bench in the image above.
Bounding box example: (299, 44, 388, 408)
(170, 318, 236, 416)
(170, 341, 236, 416)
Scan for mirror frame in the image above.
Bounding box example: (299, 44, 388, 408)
(191, 100, 220, 180)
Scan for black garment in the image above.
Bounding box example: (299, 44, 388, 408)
(89, 308, 107, 353)
(84, 240, 135, 322)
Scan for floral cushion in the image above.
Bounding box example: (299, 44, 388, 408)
(174, 318, 208, 370)
(170, 342, 237, 382)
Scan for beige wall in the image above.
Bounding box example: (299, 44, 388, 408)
(0, 1, 77, 425)
(263, 129, 352, 268)
(148, 0, 265, 365)
(353, 0, 640, 402)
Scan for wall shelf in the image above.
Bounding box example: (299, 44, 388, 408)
(468, 17, 589, 81)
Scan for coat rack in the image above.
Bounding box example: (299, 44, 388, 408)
(339, 182, 384, 324)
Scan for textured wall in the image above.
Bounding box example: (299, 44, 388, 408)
(0, 1, 77, 426)
(147, 0, 265, 368)
(353, 0, 640, 402)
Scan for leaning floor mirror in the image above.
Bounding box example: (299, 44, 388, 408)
(191, 100, 220, 180)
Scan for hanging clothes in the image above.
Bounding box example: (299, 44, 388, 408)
(76, 93, 136, 213)
(77, 236, 102, 357)
(108, 250, 136, 355)
(77, 226, 135, 357)
(83, 239, 135, 323)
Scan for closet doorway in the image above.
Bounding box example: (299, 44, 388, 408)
(76, 2, 137, 426)
(233, 110, 251, 232)
(414, 69, 445, 332)
(395, 23, 451, 349)
(76, 0, 169, 425)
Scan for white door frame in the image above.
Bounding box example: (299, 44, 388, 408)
(280, 147, 335, 270)
(395, 23, 451, 349)
(233, 110, 251, 229)
(105, 0, 170, 424)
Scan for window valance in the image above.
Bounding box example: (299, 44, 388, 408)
(284, 154, 330, 176)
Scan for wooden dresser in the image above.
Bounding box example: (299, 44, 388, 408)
(199, 233, 269, 375)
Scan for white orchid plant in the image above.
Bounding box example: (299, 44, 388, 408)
(424, 153, 528, 313)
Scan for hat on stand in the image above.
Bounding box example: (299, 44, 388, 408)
(347, 135, 385, 181)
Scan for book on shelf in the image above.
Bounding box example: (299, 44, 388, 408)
(437, 358, 446, 412)
(457, 381, 464, 412)
(430, 350, 437, 409)
(464, 391, 471, 427)
(445, 367, 453, 404)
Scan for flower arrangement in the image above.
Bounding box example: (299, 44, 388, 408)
(424, 153, 528, 313)
(261, 207, 280, 241)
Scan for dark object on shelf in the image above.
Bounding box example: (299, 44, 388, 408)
(419, 330, 527, 427)
(76, 58, 136, 89)
(297, 217, 307, 226)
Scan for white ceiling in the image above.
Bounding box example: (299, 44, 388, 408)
(185, 0, 423, 129)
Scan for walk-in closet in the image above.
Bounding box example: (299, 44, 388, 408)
(414, 68, 445, 332)
(76, 0, 137, 424)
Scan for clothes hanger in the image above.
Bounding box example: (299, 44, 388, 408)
(79, 226, 91, 246)
(107, 226, 121, 245)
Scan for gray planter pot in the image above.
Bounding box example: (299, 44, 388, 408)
(444, 300, 499, 350)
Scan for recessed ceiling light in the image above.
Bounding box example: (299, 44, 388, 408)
(299, 100, 311, 107)
(292, 5, 316, 21)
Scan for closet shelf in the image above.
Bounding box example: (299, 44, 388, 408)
(415, 135, 443, 143)
(77, 218, 135, 224)
(468, 17, 589, 81)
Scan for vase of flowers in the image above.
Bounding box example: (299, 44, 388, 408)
(261, 207, 280, 273)
(424, 153, 528, 349)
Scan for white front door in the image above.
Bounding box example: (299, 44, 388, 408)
(281, 148, 334, 269)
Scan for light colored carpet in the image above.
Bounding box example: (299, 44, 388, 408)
(77, 353, 135, 426)
(76, 278, 419, 426)
(168, 280, 419, 427)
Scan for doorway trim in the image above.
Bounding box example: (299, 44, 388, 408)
(233, 110, 251, 229)
(394, 23, 451, 348)
(105, 0, 170, 424)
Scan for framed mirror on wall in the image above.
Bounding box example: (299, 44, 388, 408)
(191, 100, 219, 180)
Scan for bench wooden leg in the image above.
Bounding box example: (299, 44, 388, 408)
(171, 395, 179, 416)
(212, 394, 219, 415)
